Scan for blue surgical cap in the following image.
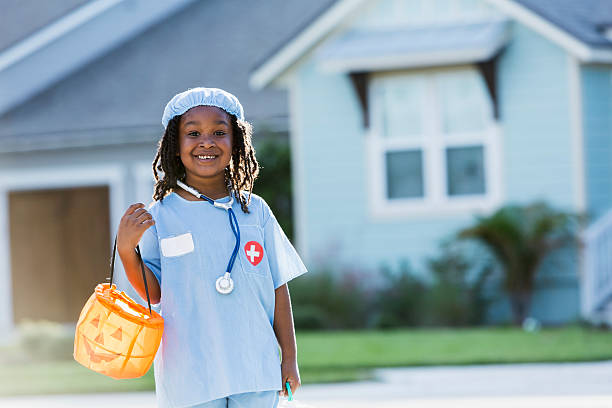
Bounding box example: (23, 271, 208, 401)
(161, 87, 244, 128)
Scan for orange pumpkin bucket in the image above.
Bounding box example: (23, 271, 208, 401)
(74, 240, 163, 379)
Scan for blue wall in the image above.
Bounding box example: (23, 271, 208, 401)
(582, 65, 612, 222)
(290, 6, 582, 323)
(498, 23, 575, 208)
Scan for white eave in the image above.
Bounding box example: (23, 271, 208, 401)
(0, 0, 196, 116)
(487, 0, 612, 63)
(249, 0, 612, 90)
(249, 0, 369, 90)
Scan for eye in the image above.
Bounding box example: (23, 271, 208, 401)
(187, 131, 199, 137)
(214, 130, 227, 136)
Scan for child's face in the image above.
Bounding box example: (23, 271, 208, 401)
(178, 105, 233, 187)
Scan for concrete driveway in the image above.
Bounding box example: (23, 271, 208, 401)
(2, 361, 612, 407)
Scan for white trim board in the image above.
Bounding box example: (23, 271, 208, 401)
(249, 0, 369, 90)
(0, 164, 126, 342)
(249, 0, 612, 90)
(0, 0, 123, 72)
(484, 0, 612, 63)
(0, 0, 196, 116)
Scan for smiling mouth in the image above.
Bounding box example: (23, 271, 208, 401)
(194, 154, 218, 162)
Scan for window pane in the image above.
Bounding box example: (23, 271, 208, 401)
(379, 77, 424, 138)
(446, 146, 485, 196)
(386, 150, 424, 199)
(438, 70, 489, 134)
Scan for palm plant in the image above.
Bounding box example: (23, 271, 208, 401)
(457, 202, 581, 325)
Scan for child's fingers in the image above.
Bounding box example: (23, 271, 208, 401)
(283, 378, 298, 397)
(289, 378, 300, 394)
(124, 203, 145, 216)
(135, 210, 153, 223)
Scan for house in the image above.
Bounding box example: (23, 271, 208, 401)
(0, 0, 334, 340)
(250, 0, 612, 324)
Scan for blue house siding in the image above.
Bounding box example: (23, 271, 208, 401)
(582, 65, 612, 222)
(289, 5, 586, 323)
(498, 23, 575, 208)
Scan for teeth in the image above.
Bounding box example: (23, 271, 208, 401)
(197, 155, 216, 159)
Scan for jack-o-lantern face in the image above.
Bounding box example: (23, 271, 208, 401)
(79, 314, 124, 363)
(74, 285, 163, 379)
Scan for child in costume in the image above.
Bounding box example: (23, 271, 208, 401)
(117, 87, 307, 408)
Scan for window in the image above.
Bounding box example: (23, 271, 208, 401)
(368, 67, 501, 217)
(446, 146, 485, 196)
(386, 150, 424, 198)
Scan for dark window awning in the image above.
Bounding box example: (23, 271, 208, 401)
(316, 20, 511, 72)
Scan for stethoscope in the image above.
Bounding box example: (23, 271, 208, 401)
(176, 179, 239, 295)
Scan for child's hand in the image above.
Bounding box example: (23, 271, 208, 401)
(280, 359, 301, 398)
(117, 203, 155, 252)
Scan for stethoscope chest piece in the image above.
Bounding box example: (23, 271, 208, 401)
(216, 272, 234, 295)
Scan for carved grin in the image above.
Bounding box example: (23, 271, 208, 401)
(81, 334, 121, 364)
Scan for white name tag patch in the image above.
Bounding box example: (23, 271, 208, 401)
(160, 233, 194, 257)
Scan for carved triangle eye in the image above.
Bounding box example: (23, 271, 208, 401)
(111, 327, 122, 341)
(90, 315, 100, 328)
(94, 333, 104, 345)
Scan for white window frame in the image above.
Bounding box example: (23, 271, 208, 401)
(366, 65, 503, 219)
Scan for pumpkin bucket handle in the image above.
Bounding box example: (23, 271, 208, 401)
(109, 236, 153, 315)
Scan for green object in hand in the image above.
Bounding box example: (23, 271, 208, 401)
(285, 381, 293, 401)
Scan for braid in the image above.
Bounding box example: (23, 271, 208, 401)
(152, 116, 183, 201)
(151, 113, 260, 214)
(228, 115, 259, 213)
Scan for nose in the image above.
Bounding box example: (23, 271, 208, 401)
(198, 134, 215, 148)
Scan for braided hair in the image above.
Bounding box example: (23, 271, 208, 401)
(152, 113, 259, 213)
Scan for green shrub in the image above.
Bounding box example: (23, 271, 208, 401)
(18, 320, 74, 361)
(373, 261, 428, 328)
(292, 305, 328, 330)
(425, 242, 492, 326)
(290, 267, 374, 330)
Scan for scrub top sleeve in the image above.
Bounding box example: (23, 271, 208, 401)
(263, 210, 308, 289)
(138, 223, 162, 287)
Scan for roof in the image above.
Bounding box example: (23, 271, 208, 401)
(516, 0, 612, 48)
(250, 0, 612, 90)
(0, 0, 336, 146)
(0, 0, 197, 117)
(0, 0, 90, 52)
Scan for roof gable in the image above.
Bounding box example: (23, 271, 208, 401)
(516, 0, 612, 48)
(250, 0, 612, 90)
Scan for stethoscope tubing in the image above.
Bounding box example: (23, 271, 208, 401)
(176, 180, 240, 294)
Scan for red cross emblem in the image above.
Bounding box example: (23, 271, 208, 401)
(244, 241, 264, 266)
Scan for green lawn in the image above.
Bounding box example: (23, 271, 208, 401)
(2, 326, 611, 396)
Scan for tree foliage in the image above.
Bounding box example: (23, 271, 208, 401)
(457, 202, 582, 325)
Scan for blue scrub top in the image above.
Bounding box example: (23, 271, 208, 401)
(137, 191, 308, 408)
